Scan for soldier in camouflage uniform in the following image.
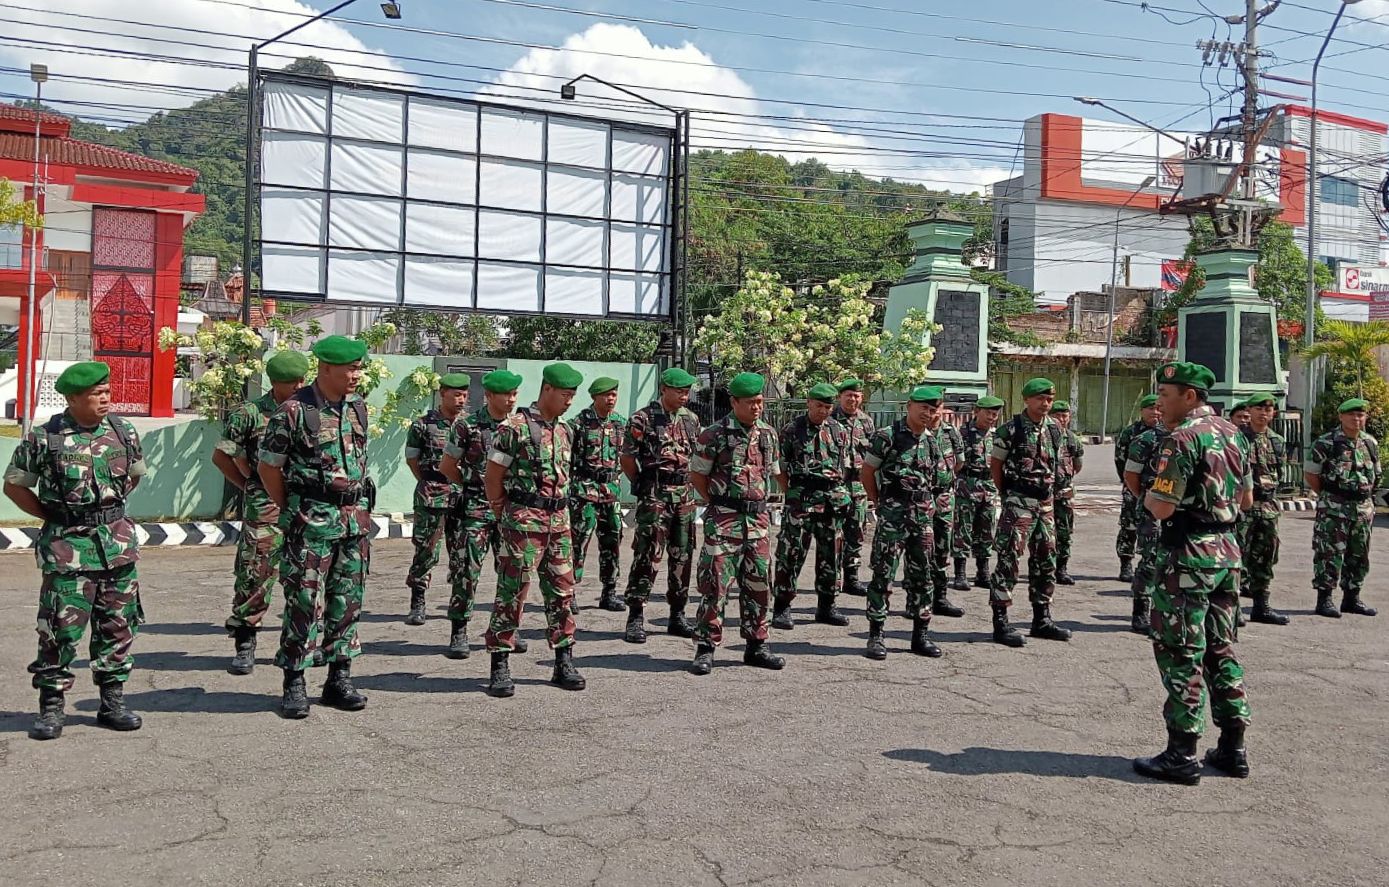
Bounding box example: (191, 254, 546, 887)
(1133, 362, 1252, 785)
(832, 378, 876, 596)
(402, 374, 470, 626)
(1241, 393, 1290, 625)
(925, 399, 965, 617)
(1114, 394, 1159, 581)
(4, 362, 146, 740)
(1228, 401, 1251, 621)
(569, 376, 626, 612)
(771, 382, 852, 630)
(213, 349, 307, 675)
(1049, 400, 1085, 585)
(861, 385, 947, 660)
(689, 372, 785, 675)
(988, 378, 1071, 647)
(258, 336, 374, 720)
(621, 367, 701, 643)
(1229, 402, 1251, 432)
(1123, 415, 1170, 634)
(951, 395, 1004, 590)
(1305, 398, 1380, 619)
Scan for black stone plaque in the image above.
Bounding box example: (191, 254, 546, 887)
(1183, 312, 1226, 384)
(1238, 311, 1276, 384)
(931, 289, 981, 374)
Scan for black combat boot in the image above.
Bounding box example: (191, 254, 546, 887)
(1133, 730, 1201, 785)
(973, 558, 991, 589)
(691, 643, 715, 676)
(743, 639, 785, 670)
(667, 606, 696, 638)
(550, 647, 586, 691)
(932, 589, 964, 618)
(1118, 558, 1135, 583)
(992, 607, 1025, 648)
(514, 636, 529, 654)
(598, 585, 625, 612)
(1055, 559, 1075, 586)
(1202, 722, 1250, 778)
(864, 620, 887, 660)
(1030, 604, 1072, 642)
(96, 682, 142, 731)
(312, 648, 326, 668)
(228, 626, 257, 676)
(1341, 593, 1378, 616)
(1131, 598, 1151, 635)
(280, 670, 309, 719)
(1249, 594, 1289, 625)
(815, 595, 849, 627)
(321, 661, 368, 711)
(446, 620, 470, 659)
(770, 600, 795, 631)
(624, 601, 647, 644)
(1315, 593, 1341, 618)
(28, 688, 65, 741)
(404, 589, 427, 626)
(843, 577, 868, 597)
(487, 652, 515, 698)
(950, 558, 970, 591)
(910, 618, 942, 658)
(1235, 605, 1248, 628)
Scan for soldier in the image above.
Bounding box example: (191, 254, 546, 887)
(402, 373, 470, 626)
(213, 349, 307, 675)
(1229, 400, 1251, 617)
(259, 335, 374, 720)
(1123, 414, 1170, 634)
(1229, 401, 1251, 431)
(861, 385, 946, 659)
(951, 395, 1004, 590)
(925, 398, 965, 617)
(689, 372, 784, 675)
(832, 378, 876, 597)
(569, 376, 626, 612)
(1241, 393, 1289, 626)
(1114, 394, 1159, 581)
(770, 382, 852, 630)
(4, 362, 146, 740)
(988, 378, 1071, 648)
(1133, 361, 1251, 785)
(1304, 398, 1380, 619)
(1050, 400, 1085, 585)
(483, 363, 588, 697)
(621, 367, 701, 643)
(439, 370, 527, 659)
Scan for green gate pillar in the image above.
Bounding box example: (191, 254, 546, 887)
(883, 208, 990, 402)
(1176, 247, 1284, 413)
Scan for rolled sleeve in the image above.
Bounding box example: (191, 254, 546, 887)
(990, 443, 1010, 462)
(128, 460, 148, 479)
(4, 466, 38, 487)
(862, 452, 884, 469)
(215, 439, 243, 458)
(404, 446, 422, 459)
(259, 451, 288, 468)
(1124, 458, 1145, 475)
(489, 450, 513, 468)
(689, 455, 713, 475)
(1302, 460, 1322, 475)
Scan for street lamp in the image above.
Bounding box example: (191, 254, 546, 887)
(22, 62, 47, 435)
(241, 1, 403, 327)
(559, 73, 680, 116)
(1100, 174, 1157, 441)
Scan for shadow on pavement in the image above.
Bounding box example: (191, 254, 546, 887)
(883, 747, 1148, 783)
(139, 621, 227, 637)
(352, 671, 549, 695)
(72, 688, 277, 715)
(562, 652, 690, 673)
(137, 650, 235, 672)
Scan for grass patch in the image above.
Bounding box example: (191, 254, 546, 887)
(0, 424, 21, 439)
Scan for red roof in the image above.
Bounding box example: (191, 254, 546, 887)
(0, 132, 199, 185)
(0, 104, 70, 132)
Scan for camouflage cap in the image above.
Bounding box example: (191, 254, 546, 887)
(909, 385, 944, 403)
(588, 376, 620, 395)
(976, 395, 1005, 409)
(54, 361, 110, 396)
(312, 335, 368, 365)
(482, 370, 523, 393)
(1339, 397, 1369, 413)
(1244, 393, 1275, 407)
(661, 367, 697, 389)
(1049, 400, 1071, 413)
(806, 382, 838, 403)
(1021, 378, 1055, 398)
(438, 372, 470, 391)
(728, 372, 765, 398)
(836, 377, 863, 392)
(266, 350, 309, 383)
(1138, 393, 1159, 408)
(1157, 361, 1215, 391)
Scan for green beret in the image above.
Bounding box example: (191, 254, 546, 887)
(976, 395, 1004, 409)
(1138, 394, 1159, 408)
(265, 350, 309, 383)
(1339, 397, 1368, 413)
(55, 361, 110, 396)
(909, 385, 944, 403)
(1157, 361, 1215, 391)
(438, 372, 470, 391)
(1050, 400, 1071, 413)
(482, 370, 522, 393)
(312, 335, 368, 365)
(1244, 393, 1275, 407)
(836, 378, 863, 392)
(1230, 400, 1248, 413)
(807, 382, 839, 403)
(588, 376, 620, 396)
(542, 362, 583, 391)
(1021, 378, 1055, 398)
(728, 372, 765, 398)
(661, 367, 697, 388)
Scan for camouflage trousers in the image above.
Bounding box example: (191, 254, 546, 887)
(989, 497, 1057, 609)
(1054, 493, 1075, 562)
(1116, 488, 1139, 560)
(1242, 511, 1280, 599)
(570, 497, 623, 593)
(624, 494, 695, 609)
(1132, 513, 1161, 606)
(842, 488, 870, 588)
(772, 509, 843, 605)
(931, 508, 952, 597)
(274, 529, 369, 672)
(1235, 516, 1249, 596)
(1150, 559, 1250, 735)
(486, 525, 577, 653)
(1311, 508, 1373, 598)
(866, 510, 933, 625)
(226, 518, 283, 631)
(951, 493, 997, 561)
(695, 514, 771, 647)
(30, 564, 142, 691)
(406, 506, 465, 597)
(449, 512, 501, 624)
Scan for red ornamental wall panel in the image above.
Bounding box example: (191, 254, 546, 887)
(90, 208, 157, 415)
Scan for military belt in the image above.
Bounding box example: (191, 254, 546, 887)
(1323, 482, 1370, 503)
(421, 468, 450, 484)
(577, 467, 621, 484)
(790, 474, 840, 491)
(290, 482, 364, 506)
(1252, 487, 1277, 503)
(508, 490, 568, 512)
(708, 494, 770, 514)
(880, 484, 932, 505)
(1004, 479, 1052, 500)
(49, 502, 126, 527)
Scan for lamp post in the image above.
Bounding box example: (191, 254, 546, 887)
(1100, 174, 1157, 440)
(22, 63, 47, 436)
(241, 1, 403, 327)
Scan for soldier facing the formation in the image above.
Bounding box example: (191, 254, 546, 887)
(1240, 393, 1289, 626)
(1305, 398, 1380, 619)
(925, 396, 964, 618)
(402, 373, 470, 626)
(951, 395, 1004, 591)
(1049, 400, 1085, 585)
(1114, 394, 1160, 582)
(568, 376, 627, 613)
(1122, 403, 1169, 634)
(831, 378, 876, 597)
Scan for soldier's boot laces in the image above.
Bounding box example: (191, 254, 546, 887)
(228, 627, 257, 676)
(1131, 598, 1151, 635)
(404, 589, 427, 626)
(973, 558, 991, 589)
(1341, 593, 1378, 617)
(28, 688, 65, 741)
(447, 620, 470, 659)
(992, 607, 1026, 648)
(843, 578, 868, 597)
(1055, 559, 1075, 586)
(279, 670, 310, 720)
(770, 601, 795, 631)
(950, 558, 971, 591)
(865, 620, 888, 660)
(743, 639, 785, 671)
(910, 618, 942, 658)
(96, 682, 142, 732)
(1315, 593, 1342, 618)
(550, 647, 586, 691)
(1118, 559, 1135, 583)
(815, 595, 849, 627)
(1030, 604, 1072, 642)
(487, 652, 515, 698)
(599, 585, 625, 612)
(321, 661, 368, 711)
(932, 590, 964, 619)
(667, 606, 696, 638)
(624, 602, 647, 644)
(1133, 730, 1201, 785)
(691, 643, 715, 676)
(1202, 723, 1250, 778)
(1250, 593, 1290, 625)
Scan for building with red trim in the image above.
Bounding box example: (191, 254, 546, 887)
(0, 103, 205, 418)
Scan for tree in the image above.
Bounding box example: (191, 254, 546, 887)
(383, 309, 501, 356)
(971, 269, 1042, 347)
(0, 177, 42, 231)
(502, 316, 660, 363)
(1304, 320, 1389, 442)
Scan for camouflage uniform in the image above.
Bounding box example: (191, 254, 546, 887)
(1115, 420, 1148, 570)
(1306, 428, 1380, 612)
(1053, 426, 1084, 570)
(219, 393, 283, 631)
(930, 421, 963, 604)
(831, 404, 876, 593)
(952, 421, 999, 580)
(863, 420, 941, 625)
(6, 412, 146, 691)
(443, 407, 507, 625)
(1241, 426, 1286, 609)
(772, 413, 852, 609)
(989, 413, 1061, 615)
(1125, 423, 1171, 627)
(622, 400, 700, 611)
(259, 386, 372, 672)
(568, 407, 626, 601)
(405, 409, 462, 604)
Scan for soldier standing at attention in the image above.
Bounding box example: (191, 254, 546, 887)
(5, 362, 146, 740)
(568, 376, 626, 612)
(439, 370, 527, 659)
(989, 378, 1071, 648)
(1241, 394, 1289, 626)
(951, 395, 1004, 591)
(831, 378, 875, 597)
(1304, 398, 1380, 619)
(860, 385, 946, 660)
(402, 373, 470, 626)
(1133, 362, 1251, 785)
(1229, 402, 1251, 431)
(689, 372, 784, 675)
(1228, 400, 1250, 617)
(1114, 394, 1159, 582)
(770, 382, 852, 630)
(1123, 415, 1170, 634)
(483, 363, 587, 697)
(925, 398, 965, 618)
(214, 349, 307, 675)
(621, 367, 701, 643)
(1049, 400, 1085, 585)
(258, 336, 373, 720)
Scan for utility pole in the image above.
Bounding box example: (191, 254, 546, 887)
(1239, 0, 1259, 246)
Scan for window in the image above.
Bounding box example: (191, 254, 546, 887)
(0, 224, 22, 269)
(1321, 176, 1360, 207)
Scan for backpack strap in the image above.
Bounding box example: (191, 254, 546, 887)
(44, 413, 66, 476)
